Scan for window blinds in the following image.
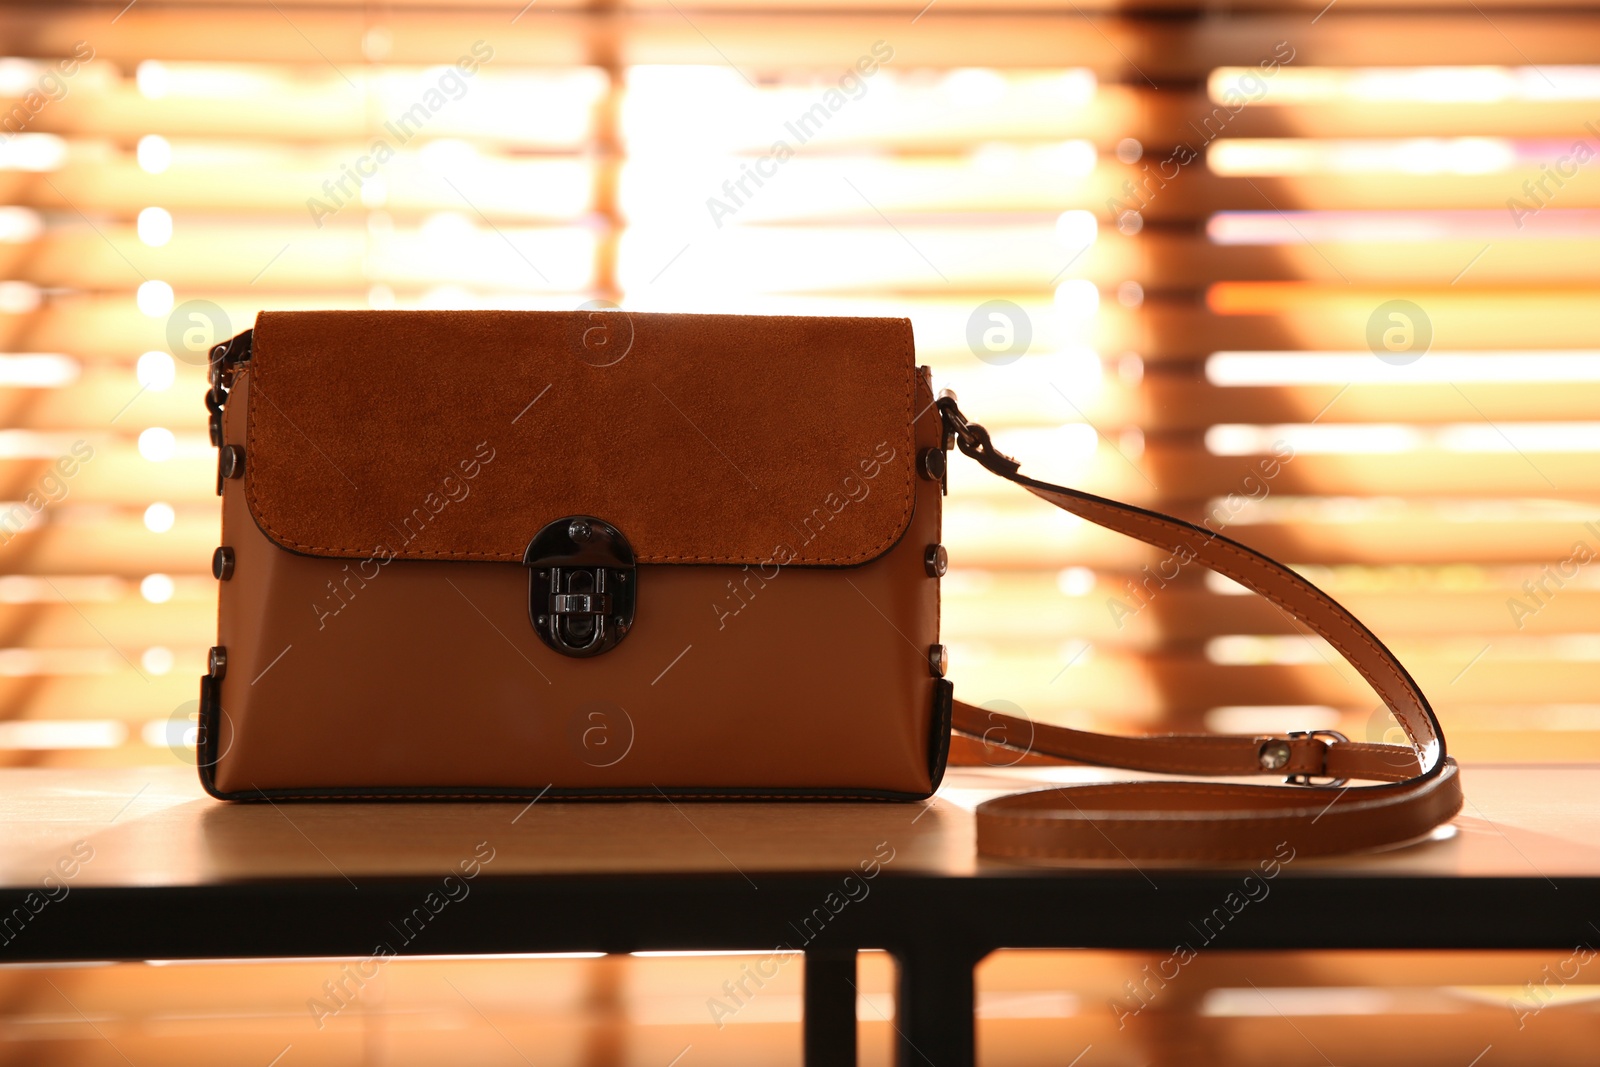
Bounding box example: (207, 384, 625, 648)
(0, 0, 1595, 770)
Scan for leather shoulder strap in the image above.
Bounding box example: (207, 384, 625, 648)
(937, 396, 1463, 862)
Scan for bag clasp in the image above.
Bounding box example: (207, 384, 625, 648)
(523, 516, 636, 658)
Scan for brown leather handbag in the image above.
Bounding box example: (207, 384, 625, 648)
(200, 310, 1462, 860)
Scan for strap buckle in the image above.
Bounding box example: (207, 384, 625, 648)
(1284, 729, 1349, 788)
(936, 393, 1021, 477)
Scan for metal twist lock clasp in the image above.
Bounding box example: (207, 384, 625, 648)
(523, 516, 636, 658)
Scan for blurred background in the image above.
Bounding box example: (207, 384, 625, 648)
(2, 0, 1599, 1063)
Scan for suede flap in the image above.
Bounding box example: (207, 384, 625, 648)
(244, 310, 918, 566)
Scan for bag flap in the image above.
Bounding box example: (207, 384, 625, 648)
(243, 310, 919, 567)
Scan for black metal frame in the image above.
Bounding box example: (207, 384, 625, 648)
(5, 867, 1596, 1066)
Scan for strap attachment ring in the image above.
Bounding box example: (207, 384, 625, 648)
(937, 393, 1021, 477)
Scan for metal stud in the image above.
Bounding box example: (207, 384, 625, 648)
(919, 447, 946, 482)
(1258, 739, 1291, 771)
(212, 547, 235, 581)
(219, 445, 245, 479)
(928, 643, 949, 679)
(208, 646, 228, 680)
(568, 519, 592, 542)
(924, 544, 948, 578)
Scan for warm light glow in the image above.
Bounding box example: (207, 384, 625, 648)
(0, 14, 1592, 794)
(1203, 281, 1574, 315)
(362, 27, 392, 63)
(137, 134, 172, 174)
(0, 354, 78, 387)
(1207, 424, 1422, 455)
(1210, 137, 1517, 176)
(136, 280, 175, 316)
(1038, 139, 1096, 176)
(0, 719, 128, 750)
(942, 68, 1008, 107)
(1053, 68, 1097, 104)
(0, 281, 40, 314)
(137, 207, 173, 247)
(417, 285, 477, 309)
(418, 138, 480, 174)
(1000, 423, 1099, 462)
(1208, 422, 1600, 455)
(0, 431, 82, 459)
(1206, 637, 1337, 666)
(1438, 423, 1600, 453)
(143, 502, 176, 533)
(1053, 280, 1099, 319)
(137, 427, 177, 462)
(1202, 988, 1399, 1017)
(0, 134, 66, 172)
(140, 573, 175, 603)
(0, 576, 120, 603)
(1205, 705, 1344, 733)
(1208, 351, 1600, 384)
(621, 66, 750, 151)
(135, 60, 170, 98)
(1055, 209, 1097, 250)
(1207, 209, 1600, 244)
(0, 58, 44, 95)
(142, 717, 191, 748)
(419, 211, 475, 247)
(1057, 567, 1096, 596)
(0, 205, 42, 243)
(1219, 65, 1600, 105)
(136, 350, 176, 390)
(0, 649, 127, 677)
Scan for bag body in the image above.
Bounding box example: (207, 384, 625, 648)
(201, 310, 951, 800)
(201, 308, 1463, 862)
